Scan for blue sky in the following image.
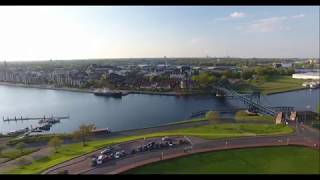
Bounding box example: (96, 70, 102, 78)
(0, 6, 318, 61)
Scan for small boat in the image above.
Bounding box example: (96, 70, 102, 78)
(39, 118, 60, 124)
(39, 123, 52, 131)
(31, 128, 43, 133)
(94, 88, 122, 98)
(7, 127, 29, 136)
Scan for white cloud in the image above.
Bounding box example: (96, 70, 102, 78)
(216, 11, 246, 21)
(230, 12, 246, 18)
(244, 16, 289, 32)
(291, 14, 305, 18)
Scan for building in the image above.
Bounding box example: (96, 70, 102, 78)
(273, 63, 293, 68)
(292, 72, 320, 80)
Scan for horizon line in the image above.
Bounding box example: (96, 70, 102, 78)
(3, 56, 319, 62)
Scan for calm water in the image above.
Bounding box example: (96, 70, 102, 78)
(0, 85, 319, 134)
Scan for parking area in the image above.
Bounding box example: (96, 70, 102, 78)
(90, 136, 191, 167)
(45, 136, 192, 174)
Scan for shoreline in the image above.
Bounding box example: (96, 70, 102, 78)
(265, 87, 310, 95)
(0, 81, 315, 97)
(0, 82, 201, 97)
(0, 82, 94, 94)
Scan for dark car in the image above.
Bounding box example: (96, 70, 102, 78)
(179, 139, 189, 145)
(131, 149, 137, 154)
(91, 157, 97, 166)
(101, 148, 112, 155)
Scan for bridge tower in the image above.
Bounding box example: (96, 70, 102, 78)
(249, 91, 261, 104)
(247, 90, 261, 113)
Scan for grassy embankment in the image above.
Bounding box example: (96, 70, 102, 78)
(249, 76, 306, 95)
(6, 123, 293, 174)
(0, 148, 39, 161)
(235, 111, 275, 124)
(126, 146, 320, 174)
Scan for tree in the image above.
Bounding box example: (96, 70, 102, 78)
(241, 70, 254, 80)
(192, 72, 216, 90)
(16, 142, 27, 155)
(48, 136, 63, 153)
(0, 144, 7, 156)
(73, 124, 95, 146)
(205, 111, 220, 124)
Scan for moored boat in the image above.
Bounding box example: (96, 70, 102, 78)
(94, 88, 122, 98)
(7, 127, 29, 136)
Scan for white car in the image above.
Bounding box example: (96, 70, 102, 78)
(96, 155, 105, 165)
(114, 152, 121, 159)
(162, 137, 169, 141)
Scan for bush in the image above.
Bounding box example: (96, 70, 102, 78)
(205, 111, 220, 124)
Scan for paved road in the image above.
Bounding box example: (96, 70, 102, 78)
(43, 123, 320, 174)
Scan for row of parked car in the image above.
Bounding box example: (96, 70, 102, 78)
(91, 147, 127, 166)
(131, 137, 179, 154)
(91, 137, 190, 166)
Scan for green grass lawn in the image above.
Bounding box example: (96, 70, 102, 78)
(5, 123, 293, 174)
(0, 148, 39, 161)
(126, 146, 320, 174)
(151, 123, 293, 140)
(235, 111, 275, 124)
(250, 76, 305, 95)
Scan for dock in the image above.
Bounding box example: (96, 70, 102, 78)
(3, 116, 70, 122)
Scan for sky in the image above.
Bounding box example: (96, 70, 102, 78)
(0, 6, 319, 61)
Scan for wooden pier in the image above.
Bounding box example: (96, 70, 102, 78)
(3, 116, 70, 122)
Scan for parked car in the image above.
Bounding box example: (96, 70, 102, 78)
(104, 154, 112, 160)
(120, 150, 126, 157)
(131, 149, 137, 154)
(114, 152, 121, 159)
(101, 148, 112, 155)
(179, 139, 189, 145)
(91, 157, 97, 166)
(96, 155, 105, 165)
(162, 137, 169, 141)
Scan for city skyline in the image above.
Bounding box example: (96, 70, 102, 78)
(0, 6, 319, 61)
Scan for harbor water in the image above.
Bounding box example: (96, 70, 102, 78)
(0, 85, 319, 134)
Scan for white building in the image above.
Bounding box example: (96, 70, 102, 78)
(170, 74, 185, 79)
(292, 72, 320, 80)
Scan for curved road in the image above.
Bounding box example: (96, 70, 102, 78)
(43, 124, 319, 174)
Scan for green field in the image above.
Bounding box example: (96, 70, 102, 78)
(126, 146, 320, 174)
(4, 123, 293, 174)
(250, 76, 305, 94)
(0, 148, 39, 161)
(235, 111, 275, 124)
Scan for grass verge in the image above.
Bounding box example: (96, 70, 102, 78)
(126, 146, 320, 174)
(0, 148, 39, 161)
(235, 111, 274, 124)
(250, 75, 305, 95)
